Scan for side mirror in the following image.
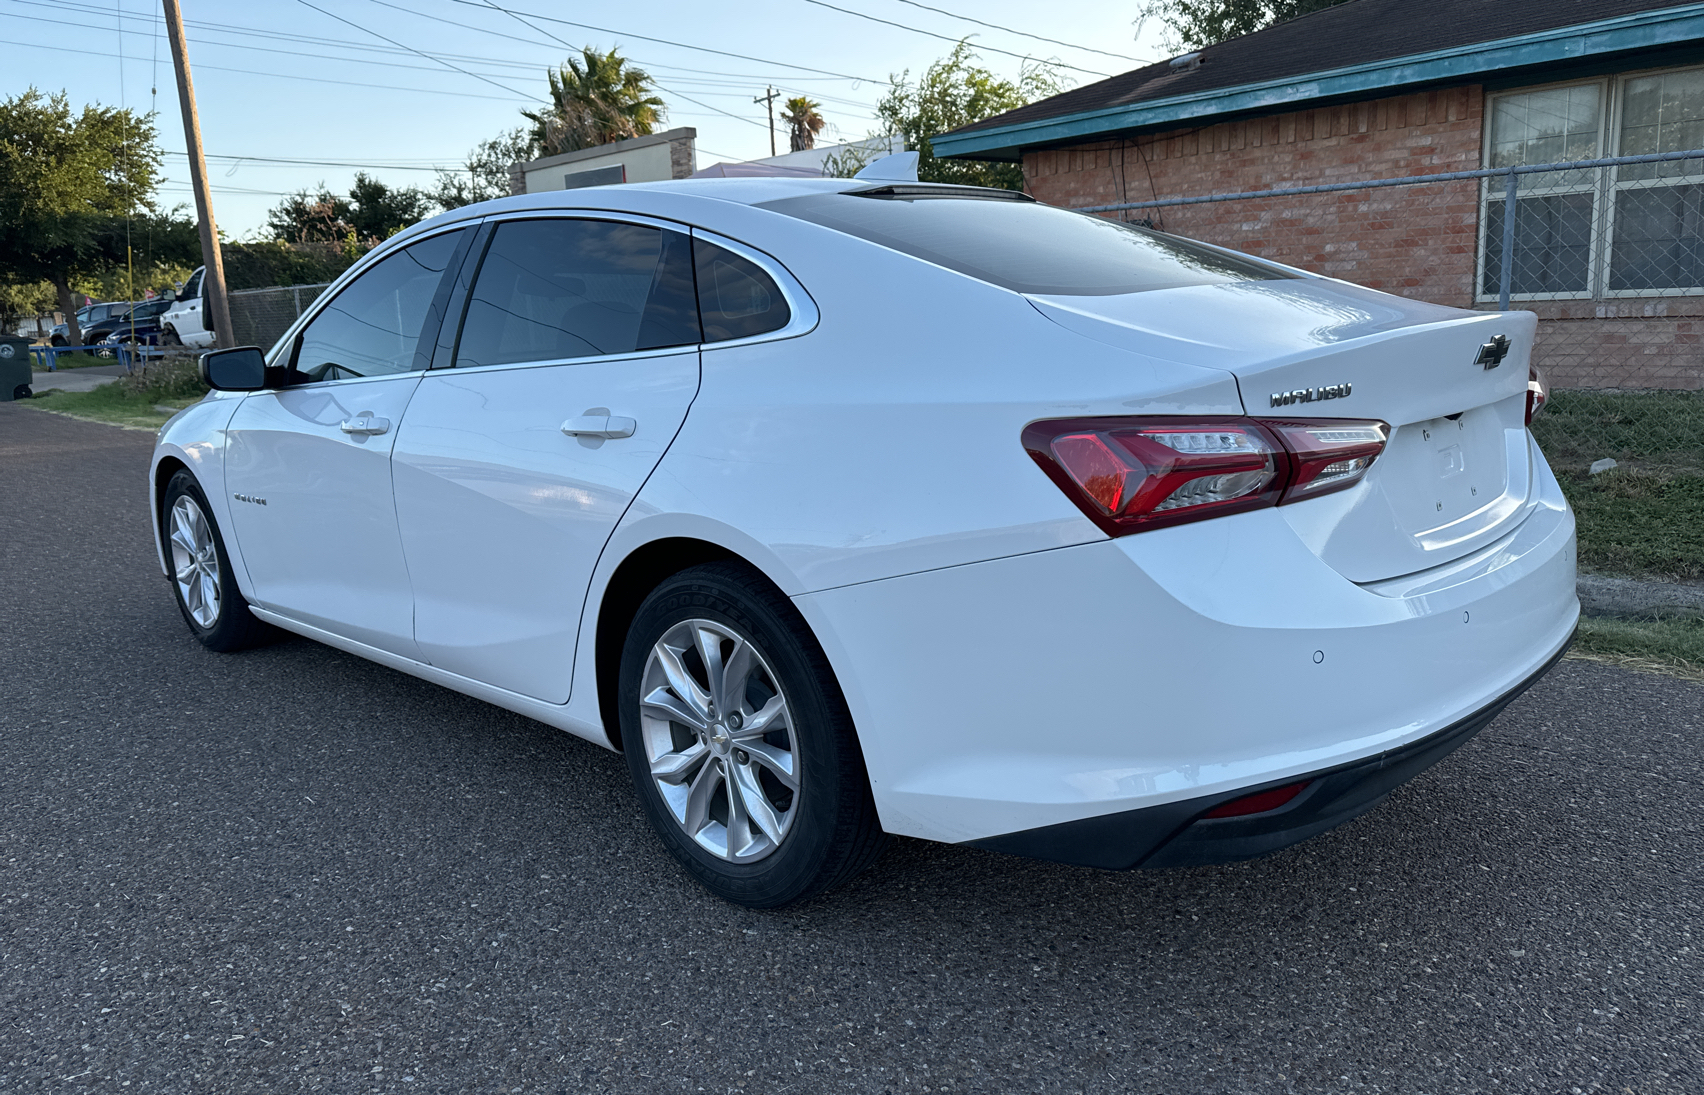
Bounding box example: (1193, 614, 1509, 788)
(200, 346, 267, 391)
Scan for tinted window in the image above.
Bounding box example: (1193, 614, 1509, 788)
(758, 190, 1293, 296)
(694, 239, 791, 342)
(290, 229, 465, 383)
(180, 269, 202, 301)
(454, 219, 699, 368)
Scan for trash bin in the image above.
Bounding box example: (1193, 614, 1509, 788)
(0, 335, 32, 401)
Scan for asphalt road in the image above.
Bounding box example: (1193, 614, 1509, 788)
(2, 404, 1699, 1095)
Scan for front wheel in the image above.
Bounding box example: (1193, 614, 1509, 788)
(620, 563, 887, 907)
(160, 326, 182, 347)
(161, 471, 276, 651)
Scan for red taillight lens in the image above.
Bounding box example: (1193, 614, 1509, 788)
(1526, 363, 1548, 426)
(1202, 781, 1310, 819)
(1029, 420, 1285, 534)
(1025, 416, 1389, 536)
(1260, 420, 1390, 503)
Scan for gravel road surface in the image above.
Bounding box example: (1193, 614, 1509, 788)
(2, 404, 1699, 1094)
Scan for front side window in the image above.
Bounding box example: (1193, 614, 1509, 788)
(758, 189, 1291, 296)
(290, 229, 465, 383)
(454, 218, 699, 368)
(180, 269, 202, 301)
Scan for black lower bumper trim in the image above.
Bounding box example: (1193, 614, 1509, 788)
(967, 635, 1572, 871)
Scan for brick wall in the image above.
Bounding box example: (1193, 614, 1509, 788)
(1020, 84, 1701, 390)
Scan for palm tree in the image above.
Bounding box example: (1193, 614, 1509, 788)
(780, 96, 826, 153)
(522, 46, 666, 156)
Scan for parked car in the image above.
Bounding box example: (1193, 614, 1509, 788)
(160, 267, 213, 349)
(97, 299, 175, 351)
(49, 301, 128, 346)
(149, 167, 1578, 907)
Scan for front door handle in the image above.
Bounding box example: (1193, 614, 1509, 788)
(561, 414, 636, 439)
(339, 415, 391, 436)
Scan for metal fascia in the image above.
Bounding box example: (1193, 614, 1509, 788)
(932, 4, 1704, 160)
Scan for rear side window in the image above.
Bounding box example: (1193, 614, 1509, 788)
(694, 240, 791, 342)
(757, 190, 1293, 296)
(454, 219, 699, 367)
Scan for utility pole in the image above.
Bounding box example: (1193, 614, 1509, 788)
(161, 0, 233, 348)
(754, 86, 780, 158)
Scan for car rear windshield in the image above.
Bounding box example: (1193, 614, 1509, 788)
(756, 189, 1294, 296)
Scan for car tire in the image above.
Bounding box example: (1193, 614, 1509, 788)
(49, 335, 66, 347)
(13, 385, 30, 400)
(161, 470, 276, 652)
(619, 562, 888, 908)
(161, 327, 181, 347)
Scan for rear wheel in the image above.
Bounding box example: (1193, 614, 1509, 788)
(161, 471, 275, 652)
(619, 563, 887, 907)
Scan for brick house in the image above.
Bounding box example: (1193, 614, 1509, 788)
(934, 0, 1704, 390)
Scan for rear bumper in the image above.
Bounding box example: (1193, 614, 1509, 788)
(967, 634, 1570, 870)
(795, 437, 1578, 847)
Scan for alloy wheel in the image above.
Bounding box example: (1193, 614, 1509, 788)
(168, 495, 221, 628)
(638, 618, 800, 863)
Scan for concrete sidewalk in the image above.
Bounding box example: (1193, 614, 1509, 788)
(28, 363, 127, 394)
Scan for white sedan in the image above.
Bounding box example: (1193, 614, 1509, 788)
(150, 161, 1577, 907)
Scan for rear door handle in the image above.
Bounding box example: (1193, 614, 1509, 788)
(339, 415, 391, 436)
(561, 414, 636, 439)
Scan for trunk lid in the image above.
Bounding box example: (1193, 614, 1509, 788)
(1029, 278, 1538, 583)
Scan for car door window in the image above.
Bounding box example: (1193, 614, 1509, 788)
(453, 218, 699, 368)
(693, 239, 791, 342)
(179, 270, 202, 301)
(289, 229, 466, 383)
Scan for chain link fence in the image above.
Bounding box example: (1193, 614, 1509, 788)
(1076, 152, 1704, 478)
(227, 282, 331, 354)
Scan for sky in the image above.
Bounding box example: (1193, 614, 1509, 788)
(3, 0, 1172, 237)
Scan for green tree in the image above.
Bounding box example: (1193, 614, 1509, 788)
(0, 89, 162, 344)
(266, 173, 432, 245)
(347, 172, 433, 240)
(265, 184, 352, 244)
(435, 127, 538, 210)
(522, 46, 665, 157)
(781, 96, 826, 153)
(1139, 0, 1355, 50)
(868, 42, 1063, 190)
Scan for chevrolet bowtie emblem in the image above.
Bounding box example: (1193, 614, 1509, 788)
(1475, 334, 1511, 369)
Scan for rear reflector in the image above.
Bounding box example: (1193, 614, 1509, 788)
(1202, 781, 1310, 819)
(1024, 416, 1389, 536)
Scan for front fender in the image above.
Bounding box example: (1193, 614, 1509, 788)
(149, 394, 246, 588)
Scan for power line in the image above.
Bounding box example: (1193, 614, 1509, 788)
(439, 0, 881, 83)
(293, 0, 535, 99)
(4, 31, 540, 103)
(885, 0, 1146, 63)
(799, 0, 1107, 78)
(463, 0, 774, 134)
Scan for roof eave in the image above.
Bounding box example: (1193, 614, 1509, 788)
(933, 3, 1704, 161)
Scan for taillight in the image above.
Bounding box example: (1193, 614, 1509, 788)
(1260, 420, 1390, 504)
(1526, 363, 1548, 426)
(1024, 415, 1389, 536)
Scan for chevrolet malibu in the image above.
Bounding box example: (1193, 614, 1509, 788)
(150, 164, 1577, 907)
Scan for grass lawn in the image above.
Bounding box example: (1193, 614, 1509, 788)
(1572, 614, 1704, 683)
(24, 381, 203, 431)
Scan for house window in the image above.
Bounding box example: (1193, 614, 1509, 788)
(1480, 67, 1704, 300)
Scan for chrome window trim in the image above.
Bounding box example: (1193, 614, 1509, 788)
(691, 228, 821, 349)
(261, 218, 485, 370)
(434, 344, 699, 378)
